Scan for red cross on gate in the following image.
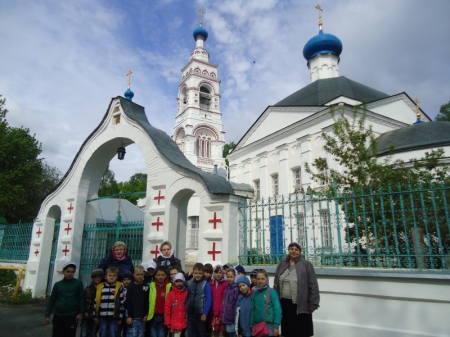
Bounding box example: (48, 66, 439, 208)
(65, 223, 72, 235)
(36, 228, 42, 238)
(207, 242, 221, 261)
(154, 190, 165, 205)
(62, 245, 70, 256)
(208, 212, 222, 229)
(151, 217, 163, 231)
(151, 245, 159, 259)
(35, 249, 39, 256)
(67, 202, 74, 214)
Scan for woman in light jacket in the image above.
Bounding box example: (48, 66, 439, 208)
(273, 242, 319, 337)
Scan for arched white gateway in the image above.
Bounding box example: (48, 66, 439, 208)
(25, 96, 241, 298)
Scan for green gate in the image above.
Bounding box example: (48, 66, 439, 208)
(79, 214, 144, 286)
(46, 222, 60, 296)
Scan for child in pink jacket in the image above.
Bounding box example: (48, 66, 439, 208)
(209, 264, 227, 336)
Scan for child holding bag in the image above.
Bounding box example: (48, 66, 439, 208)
(250, 269, 282, 337)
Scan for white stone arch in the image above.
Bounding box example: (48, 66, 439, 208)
(193, 124, 220, 140)
(198, 81, 216, 95)
(25, 96, 238, 297)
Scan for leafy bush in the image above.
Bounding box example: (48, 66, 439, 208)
(0, 270, 16, 286)
(0, 289, 35, 305)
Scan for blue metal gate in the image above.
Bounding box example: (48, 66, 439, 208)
(46, 222, 60, 296)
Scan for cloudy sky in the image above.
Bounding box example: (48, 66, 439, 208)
(1, 0, 449, 182)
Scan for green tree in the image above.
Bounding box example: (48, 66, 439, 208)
(435, 101, 450, 121)
(305, 105, 450, 266)
(118, 173, 147, 205)
(223, 141, 236, 167)
(0, 96, 62, 223)
(98, 167, 120, 197)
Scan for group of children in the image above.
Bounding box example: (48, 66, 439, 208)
(45, 261, 282, 337)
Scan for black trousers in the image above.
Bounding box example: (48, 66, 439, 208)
(280, 298, 313, 337)
(52, 314, 78, 337)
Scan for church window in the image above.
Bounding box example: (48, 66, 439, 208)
(114, 115, 121, 124)
(180, 87, 187, 107)
(188, 216, 199, 249)
(196, 136, 211, 158)
(318, 169, 329, 186)
(253, 218, 263, 253)
(320, 210, 331, 247)
(292, 167, 301, 192)
(199, 85, 211, 110)
(254, 180, 260, 200)
(295, 213, 306, 249)
(271, 174, 279, 196)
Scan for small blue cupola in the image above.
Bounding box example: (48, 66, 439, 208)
(124, 88, 134, 101)
(193, 26, 208, 41)
(303, 30, 343, 61)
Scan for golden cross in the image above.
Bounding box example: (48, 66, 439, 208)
(414, 98, 421, 118)
(316, 4, 323, 30)
(126, 69, 132, 89)
(199, 8, 205, 26)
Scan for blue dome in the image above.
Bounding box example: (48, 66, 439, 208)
(124, 88, 134, 101)
(303, 30, 343, 61)
(193, 26, 208, 41)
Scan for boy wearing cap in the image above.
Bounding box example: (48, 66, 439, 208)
(164, 273, 188, 337)
(44, 262, 85, 337)
(144, 261, 157, 284)
(235, 265, 246, 277)
(249, 270, 258, 288)
(81, 268, 104, 337)
(125, 265, 149, 337)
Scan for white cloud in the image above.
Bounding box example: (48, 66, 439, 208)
(1, 0, 449, 184)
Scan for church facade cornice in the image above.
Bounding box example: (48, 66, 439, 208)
(181, 58, 219, 72)
(179, 73, 221, 87)
(234, 106, 324, 152)
(229, 105, 408, 161)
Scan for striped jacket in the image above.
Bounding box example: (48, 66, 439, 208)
(94, 281, 125, 319)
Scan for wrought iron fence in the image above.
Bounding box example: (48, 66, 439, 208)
(238, 181, 450, 269)
(79, 216, 144, 285)
(0, 223, 34, 261)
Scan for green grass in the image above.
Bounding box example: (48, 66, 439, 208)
(0, 288, 35, 305)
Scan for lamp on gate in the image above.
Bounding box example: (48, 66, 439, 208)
(117, 142, 126, 160)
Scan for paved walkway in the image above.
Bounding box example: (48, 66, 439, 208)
(0, 299, 52, 337)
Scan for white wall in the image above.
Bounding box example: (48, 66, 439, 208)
(249, 267, 450, 337)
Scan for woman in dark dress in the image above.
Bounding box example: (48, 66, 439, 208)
(273, 242, 320, 337)
(98, 241, 134, 281)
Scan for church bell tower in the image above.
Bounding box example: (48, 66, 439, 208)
(172, 8, 226, 173)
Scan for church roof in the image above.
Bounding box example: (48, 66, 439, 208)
(52, 97, 235, 197)
(375, 121, 450, 156)
(118, 97, 235, 195)
(274, 76, 390, 107)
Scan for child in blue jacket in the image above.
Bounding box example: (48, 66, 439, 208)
(235, 276, 253, 337)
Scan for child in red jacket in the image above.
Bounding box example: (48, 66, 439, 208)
(164, 273, 188, 337)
